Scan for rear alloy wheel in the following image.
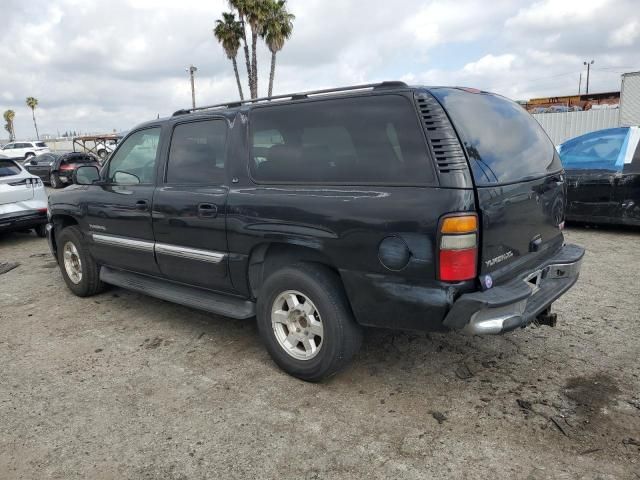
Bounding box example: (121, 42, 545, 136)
(57, 226, 104, 297)
(257, 263, 363, 382)
(50, 172, 62, 189)
(98, 149, 107, 161)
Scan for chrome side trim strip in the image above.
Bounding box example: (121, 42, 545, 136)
(155, 243, 226, 264)
(92, 233, 154, 253)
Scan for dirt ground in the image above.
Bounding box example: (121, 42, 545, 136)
(1, 225, 639, 479)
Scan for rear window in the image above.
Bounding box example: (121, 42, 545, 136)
(65, 155, 95, 164)
(431, 88, 561, 185)
(249, 95, 433, 184)
(0, 160, 21, 177)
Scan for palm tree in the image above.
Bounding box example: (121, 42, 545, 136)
(215, 13, 245, 100)
(229, 0, 253, 97)
(3, 110, 15, 141)
(26, 97, 39, 140)
(245, 0, 270, 98)
(263, 0, 294, 97)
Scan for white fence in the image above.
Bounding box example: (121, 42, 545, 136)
(532, 108, 620, 145)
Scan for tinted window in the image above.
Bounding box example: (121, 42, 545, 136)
(431, 88, 560, 185)
(17, 143, 30, 148)
(64, 154, 96, 165)
(250, 95, 432, 184)
(0, 160, 21, 176)
(166, 120, 227, 184)
(36, 142, 47, 148)
(2, 144, 14, 150)
(559, 128, 628, 171)
(107, 128, 160, 185)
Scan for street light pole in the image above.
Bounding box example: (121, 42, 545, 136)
(583, 60, 594, 95)
(187, 65, 198, 109)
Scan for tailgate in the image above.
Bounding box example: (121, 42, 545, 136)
(0, 160, 34, 205)
(430, 88, 565, 280)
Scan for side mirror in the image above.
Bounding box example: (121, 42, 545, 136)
(74, 165, 101, 185)
(30, 159, 37, 165)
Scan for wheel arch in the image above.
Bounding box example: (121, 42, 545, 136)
(247, 242, 343, 300)
(50, 213, 80, 255)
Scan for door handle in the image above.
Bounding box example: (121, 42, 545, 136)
(198, 203, 218, 218)
(135, 200, 148, 211)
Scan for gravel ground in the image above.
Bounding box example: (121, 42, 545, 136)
(1, 225, 639, 479)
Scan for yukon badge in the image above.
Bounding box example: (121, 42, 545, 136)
(485, 250, 514, 267)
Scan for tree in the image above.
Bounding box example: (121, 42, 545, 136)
(26, 97, 39, 140)
(216, 0, 294, 99)
(245, 0, 270, 98)
(214, 12, 245, 100)
(228, 0, 253, 97)
(262, 0, 294, 97)
(3, 110, 15, 141)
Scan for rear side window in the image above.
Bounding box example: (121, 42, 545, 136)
(36, 142, 47, 148)
(0, 160, 21, 177)
(431, 88, 561, 185)
(250, 95, 432, 184)
(167, 120, 227, 184)
(559, 128, 628, 171)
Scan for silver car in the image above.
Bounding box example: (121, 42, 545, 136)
(0, 158, 48, 237)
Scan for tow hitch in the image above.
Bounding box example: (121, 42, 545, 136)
(536, 308, 557, 328)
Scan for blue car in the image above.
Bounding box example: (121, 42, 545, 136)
(558, 126, 640, 226)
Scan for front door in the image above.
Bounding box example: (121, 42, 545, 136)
(83, 127, 162, 276)
(152, 118, 234, 293)
(26, 153, 54, 181)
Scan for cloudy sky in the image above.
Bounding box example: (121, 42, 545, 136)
(2, 0, 639, 139)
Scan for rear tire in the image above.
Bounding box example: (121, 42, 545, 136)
(50, 172, 62, 189)
(256, 263, 363, 382)
(34, 224, 46, 238)
(57, 226, 104, 297)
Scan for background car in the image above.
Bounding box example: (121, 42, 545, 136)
(0, 158, 48, 237)
(558, 126, 640, 226)
(0, 141, 50, 160)
(24, 152, 100, 188)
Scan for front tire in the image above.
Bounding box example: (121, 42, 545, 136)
(57, 226, 104, 297)
(50, 172, 62, 189)
(256, 263, 363, 382)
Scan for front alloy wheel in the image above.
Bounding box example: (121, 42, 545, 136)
(63, 241, 83, 284)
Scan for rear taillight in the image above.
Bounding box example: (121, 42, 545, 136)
(439, 214, 478, 282)
(60, 164, 74, 171)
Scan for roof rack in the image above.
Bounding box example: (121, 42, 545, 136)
(172, 81, 408, 116)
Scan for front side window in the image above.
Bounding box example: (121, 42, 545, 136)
(250, 95, 432, 184)
(107, 128, 160, 185)
(2, 144, 14, 150)
(559, 128, 628, 171)
(166, 120, 227, 184)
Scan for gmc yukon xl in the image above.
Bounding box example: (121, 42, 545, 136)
(46, 82, 584, 381)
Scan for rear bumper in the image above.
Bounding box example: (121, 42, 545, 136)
(443, 244, 585, 334)
(0, 210, 47, 232)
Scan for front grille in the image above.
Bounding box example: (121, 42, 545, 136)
(415, 94, 468, 173)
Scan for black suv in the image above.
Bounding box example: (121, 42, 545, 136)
(46, 82, 584, 381)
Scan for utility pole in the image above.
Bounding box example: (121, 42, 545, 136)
(578, 72, 582, 96)
(583, 60, 594, 95)
(187, 65, 198, 109)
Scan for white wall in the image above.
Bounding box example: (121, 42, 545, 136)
(532, 108, 620, 145)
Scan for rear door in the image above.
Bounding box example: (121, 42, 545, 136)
(152, 118, 233, 293)
(431, 88, 566, 280)
(559, 128, 628, 221)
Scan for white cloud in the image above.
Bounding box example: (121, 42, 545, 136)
(0, 0, 638, 139)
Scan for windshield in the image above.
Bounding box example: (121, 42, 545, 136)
(431, 88, 561, 186)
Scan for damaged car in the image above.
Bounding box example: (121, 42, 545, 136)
(559, 126, 640, 226)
